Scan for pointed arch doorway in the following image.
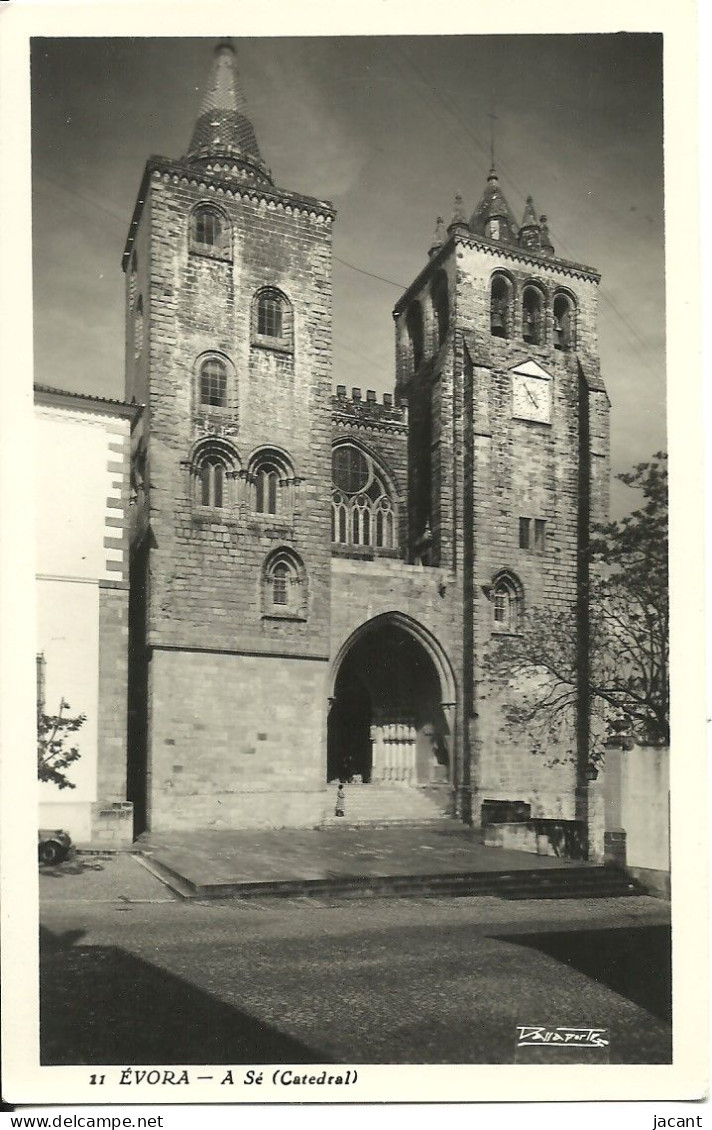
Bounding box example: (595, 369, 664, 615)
(327, 613, 456, 788)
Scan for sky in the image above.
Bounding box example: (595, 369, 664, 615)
(30, 35, 666, 517)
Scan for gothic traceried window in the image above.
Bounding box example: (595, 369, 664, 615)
(331, 444, 397, 551)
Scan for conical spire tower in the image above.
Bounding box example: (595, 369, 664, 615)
(469, 165, 518, 244)
(186, 39, 272, 186)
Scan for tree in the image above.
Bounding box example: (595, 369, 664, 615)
(38, 698, 86, 790)
(483, 453, 669, 764)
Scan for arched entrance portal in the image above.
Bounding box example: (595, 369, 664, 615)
(328, 616, 454, 787)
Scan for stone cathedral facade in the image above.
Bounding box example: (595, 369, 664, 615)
(122, 40, 610, 837)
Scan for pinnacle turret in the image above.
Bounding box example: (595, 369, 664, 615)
(447, 193, 468, 234)
(518, 194, 542, 251)
(186, 39, 272, 186)
(428, 215, 446, 257)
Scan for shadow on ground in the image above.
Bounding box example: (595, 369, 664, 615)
(40, 926, 330, 1065)
(495, 924, 671, 1023)
(39, 855, 113, 879)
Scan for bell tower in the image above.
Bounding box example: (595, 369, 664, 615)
(393, 165, 609, 825)
(124, 40, 335, 833)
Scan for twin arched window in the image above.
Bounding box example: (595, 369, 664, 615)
(331, 444, 397, 551)
(249, 448, 297, 519)
(200, 458, 225, 508)
(191, 439, 238, 510)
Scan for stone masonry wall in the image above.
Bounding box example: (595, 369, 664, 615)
(128, 163, 335, 829)
(455, 239, 603, 819)
(147, 648, 327, 830)
(140, 166, 334, 660)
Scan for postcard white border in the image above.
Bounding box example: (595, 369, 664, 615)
(0, 0, 707, 1108)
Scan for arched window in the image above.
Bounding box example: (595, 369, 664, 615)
(252, 288, 293, 352)
(553, 291, 576, 351)
(431, 272, 449, 349)
(331, 444, 397, 551)
(491, 571, 522, 633)
(262, 549, 306, 618)
(200, 458, 224, 508)
(522, 285, 544, 346)
(406, 302, 424, 373)
(256, 465, 278, 514)
(248, 447, 297, 519)
(258, 293, 282, 337)
(190, 204, 230, 256)
(199, 356, 228, 409)
(490, 274, 512, 338)
(188, 438, 239, 513)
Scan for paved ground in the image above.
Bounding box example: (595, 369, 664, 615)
(134, 823, 590, 891)
(39, 854, 671, 1066)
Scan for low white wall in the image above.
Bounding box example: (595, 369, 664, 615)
(605, 745, 670, 874)
(37, 578, 99, 842)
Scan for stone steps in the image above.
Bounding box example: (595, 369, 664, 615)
(142, 853, 645, 902)
(322, 783, 450, 827)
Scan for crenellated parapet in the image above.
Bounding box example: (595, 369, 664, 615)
(331, 386, 408, 435)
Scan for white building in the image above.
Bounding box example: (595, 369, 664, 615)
(35, 385, 137, 843)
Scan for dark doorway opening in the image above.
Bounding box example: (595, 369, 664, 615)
(328, 670, 372, 783)
(327, 621, 450, 785)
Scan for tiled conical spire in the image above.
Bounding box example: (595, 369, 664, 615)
(186, 39, 272, 185)
(469, 165, 518, 244)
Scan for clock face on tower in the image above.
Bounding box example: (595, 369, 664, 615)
(511, 360, 553, 424)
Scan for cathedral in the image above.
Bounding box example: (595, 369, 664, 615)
(40, 39, 610, 843)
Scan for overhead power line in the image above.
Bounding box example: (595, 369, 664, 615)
(334, 255, 405, 289)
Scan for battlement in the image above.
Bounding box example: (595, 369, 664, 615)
(332, 386, 408, 427)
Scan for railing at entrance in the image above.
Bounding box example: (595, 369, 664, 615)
(371, 720, 417, 784)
